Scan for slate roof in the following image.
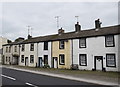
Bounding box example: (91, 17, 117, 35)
(2, 40, 24, 46)
(3, 24, 120, 45)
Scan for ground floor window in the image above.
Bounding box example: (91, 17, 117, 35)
(6, 57, 8, 62)
(9, 57, 10, 62)
(59, 54, 65, 65)
(30, 55, 34, 63)
(21, 55, 24, 63)
(44, 55, 48, 64)
(106, 54, 116, 67)
(79, 54, 87, 66)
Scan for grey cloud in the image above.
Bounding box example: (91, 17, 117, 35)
(1, 2, 118, 41)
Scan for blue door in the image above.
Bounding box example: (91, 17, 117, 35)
(39, 57, 42, 67)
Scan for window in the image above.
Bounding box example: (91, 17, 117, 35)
(59, 54, 65, 65)
(6, 57, 8, 62)
(105, 35, 115, 47)
(6, 47, 8, 53)
(21, 44, 25, 51)
(79, 54, 87, 66)
(14, 46, 17, 52)
(106, 54, 116, 67)
(44, 42, 48, 50)
(21, 55, 24, 63)
(9, 57, 10, 62)
(30, 55, 34, 63)
(9, 47, 11, 53)
(79, 38, 86, 48)
(59, 40, 64, 49)
(44, 55, 48, 64)
(30, 43, 34, 51)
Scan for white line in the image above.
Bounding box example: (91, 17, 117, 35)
(25, 82, 38, 87)
(1, 74, 16, 81)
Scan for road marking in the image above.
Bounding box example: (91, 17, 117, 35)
(25, 82, 38, 87)
(1, 74, 16, 81)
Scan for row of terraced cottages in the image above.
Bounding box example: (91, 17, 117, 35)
(2, 20, 120, 72)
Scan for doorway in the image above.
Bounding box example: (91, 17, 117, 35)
(25, 57, 28, 66)
(53, 57, 58, 68)
(94, 56, 103, 71)
(38, 57, 42, 67)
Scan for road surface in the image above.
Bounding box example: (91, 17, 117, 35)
(1, 67, 111, 87)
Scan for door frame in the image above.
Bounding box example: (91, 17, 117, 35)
(25, 57, 28, 66)
(53, 57, 58, 68)
(94, 56, 103, 71)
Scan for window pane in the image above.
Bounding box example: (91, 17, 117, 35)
(30, 55, 34, 63)
(60, 55, 65, 64)
(80, 38, 86, 48)
(79, 54, 87, 66)
(30, 44, 34, 51)
(106, 54, 115, 67)
(106, 35, 114, 47)
(44, 42, 48, 50)
(60, 41, 64, 49)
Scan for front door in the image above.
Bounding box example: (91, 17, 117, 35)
(38, 57, 42, 67)
(25, 57, 28, 66)
(94, 56, 103, 71)
(53, 57, 58, 68)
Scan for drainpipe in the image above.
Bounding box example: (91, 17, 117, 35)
(51, 41, 53, 68)
(71, 39, 73, 67)
(18, 44, 21, 65)
(36, 42, 38, 67)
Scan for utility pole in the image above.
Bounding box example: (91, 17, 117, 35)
(55, 16, 60, 29)
(75, 16, 79, 22)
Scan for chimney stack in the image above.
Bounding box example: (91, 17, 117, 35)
(58, 27, 64, 35)
(75, 22, 81, 32)
(28, 34, 32, 39)
(95, 19, 102, 29)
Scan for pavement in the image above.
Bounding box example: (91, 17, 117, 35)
(1, 65, 120, 87)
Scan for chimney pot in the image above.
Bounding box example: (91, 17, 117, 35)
(75, 22, 81, 32)
(28, 34, 32, 39)
(95, 19, 102, 29)
(58, 27, 64, 35)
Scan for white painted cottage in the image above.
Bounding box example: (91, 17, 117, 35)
(19, 35, 52, 68)
(38, 42, 52, 67)
(72, 20, 120, 72)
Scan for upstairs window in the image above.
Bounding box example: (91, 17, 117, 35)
(105, 35, 115, 47)
(14, 46, 17, 52)
(44, 42, 48, 50)
(59, 40, 64, 49)
(6, 47, 8, 53)
(79, 54, 87, 66)
(30, 43, 34, 51)
(21, 44, 25, 51)
(59, 54, 65, 65)
(6, 57, 8, 62)
(9, 47, 11, 53)
(79, 38, 86, 48)
(30, 55, 34, 63)
(106, 54, 116, 67)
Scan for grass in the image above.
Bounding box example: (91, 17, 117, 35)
(3, 64, 119, 78)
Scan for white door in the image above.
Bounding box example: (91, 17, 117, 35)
(96, 59, 102, 70)
(54, 57, 57, 68)
(95, 56, 103, 71)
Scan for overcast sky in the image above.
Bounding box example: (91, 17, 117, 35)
(0, 1, 118, 41)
